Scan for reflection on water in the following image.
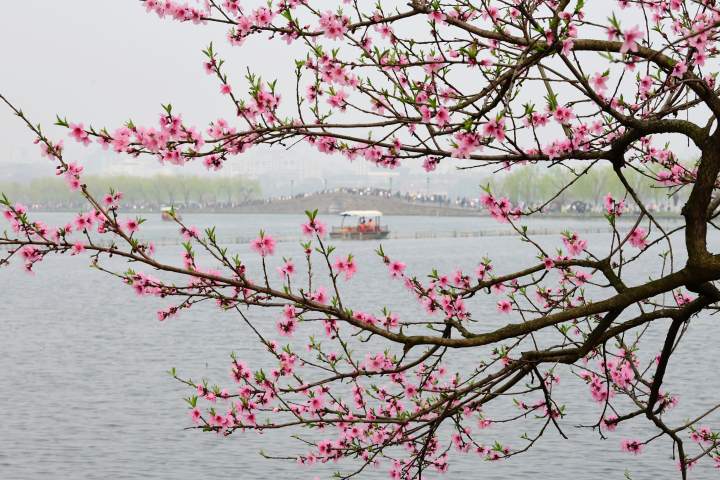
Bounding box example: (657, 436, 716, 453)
(1, 213, 715, 479)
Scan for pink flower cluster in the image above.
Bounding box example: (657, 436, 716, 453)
(144, 0, 209, 24)
(250, 232, 276, 257)
(628, 227, 647, 249)
(603, 194, 625, 217)
(621, 439, 644, 455)
(562, 233, 587, 257)
(318, 11, 349, 40)
(277, 305, 299, 337)
(301, 219, 327, 238)
(480, 193, 520, 223)
(333, 255, 357, 280)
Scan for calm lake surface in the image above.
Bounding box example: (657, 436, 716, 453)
(1, 213, 717, 479)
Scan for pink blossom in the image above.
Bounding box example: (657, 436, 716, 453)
(252, 7, 274, 27)
(690, 426, 713, 444)
(277, 305, 298, 337)
(620, 439, 644, 455)
(553, 106, 575, 124)
(475, 262, 491, 279)
(671, 61, 688, 78)
(639, 76, 653, 95)
(103, 192, 123, 207)
(450, 131, 481, 158)
(591, 73, 608, 94)
(180, 225, 199, 240)
(190, 407, 201, 423)
(20, 245, 41, 271)
(327, 90, 348, 109)
(203, 155, 223, 171)
(483, 119, 506, 142)
(74, 213, 92, 231)
(301, 220, 327, 238)
(383, 313, 399, 330)
(310, 287, 327, 304)
(278, 260, 295, 279)
(71, 242, 85, 255)
(250, 232, 276, 257)
(497, 300, 512, 314)
(628, 227, 647, 249)
(124, 218, 140, 233)
(600, 416, 618, 432)
(334, 255, 357, 280)
(319, 11, 348, 40)
(434, 107, 450, 128)
(604, 193, 625, 216)
(562, 233, 587, 257)
(620, 26, 644, 54)
(674, 291, 693, 306)
(69, 123, 90, 145)
(428, 10, 445, 23)
(480, 193, 516, 223)
(566, 270, 588, 286)
(525, 112, 548, 128)
(388, 260, 406, 277)
(13, 203, 28, 216)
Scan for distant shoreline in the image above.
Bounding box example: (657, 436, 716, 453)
(28, 207, 683, 220)
(24, 190, 684, 218)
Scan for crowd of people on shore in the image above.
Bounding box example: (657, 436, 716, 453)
(253, 187, 681, 214)
(254, 187, 474, 208)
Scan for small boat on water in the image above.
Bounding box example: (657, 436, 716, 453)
(161, 206, 181, 221)
(330, 210, 390, 240)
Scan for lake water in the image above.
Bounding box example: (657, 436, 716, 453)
(1, 213, 717, 479)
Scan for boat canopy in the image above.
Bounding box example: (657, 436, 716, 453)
(339, 210, 383, 217)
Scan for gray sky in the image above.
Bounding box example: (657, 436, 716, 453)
(1, 2, 451, 186)
(0, 2, 283, 168)
(0, 1, 701, 196)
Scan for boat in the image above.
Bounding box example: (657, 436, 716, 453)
(330, 210, 390, 240)
(160, 206, 181, 221)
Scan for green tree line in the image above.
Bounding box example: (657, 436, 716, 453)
(488, 165, 686, 208)
(0, 174, 262, 208)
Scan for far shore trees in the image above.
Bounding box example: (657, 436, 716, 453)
(0, 174, 261, 209)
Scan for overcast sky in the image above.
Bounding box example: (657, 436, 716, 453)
(0, 1, 701, 193)
(1, 2, 328, 177)
(0, 1, 494, 197)
(0, 2, 292, 130)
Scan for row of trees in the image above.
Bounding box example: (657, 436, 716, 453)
(2, 168, 683, 212)
(492, 165, 685, 209)
(0, 174, 261, 208)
